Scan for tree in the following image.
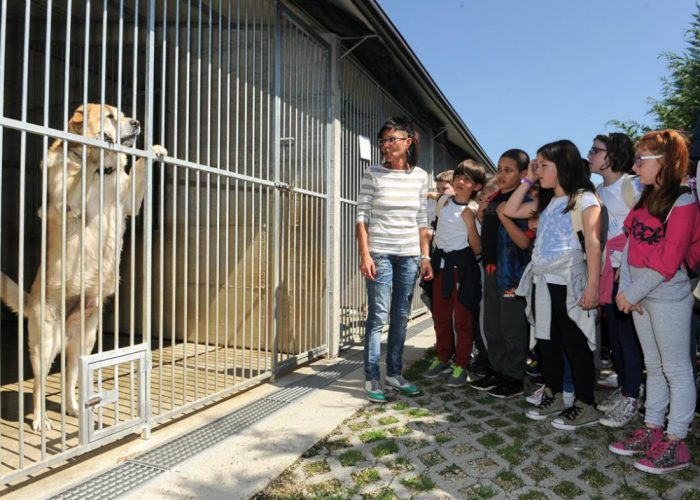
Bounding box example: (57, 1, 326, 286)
(610, 4, 700, 140)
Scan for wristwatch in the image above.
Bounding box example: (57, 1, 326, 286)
(420, 255, 431, 261)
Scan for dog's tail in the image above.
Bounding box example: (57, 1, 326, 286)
(0, 272, 29, 317)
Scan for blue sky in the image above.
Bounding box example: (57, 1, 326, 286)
(377, 0, 697, 166)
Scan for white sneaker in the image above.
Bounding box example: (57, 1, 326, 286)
(597, 372, 618, 388)
(598, 396, 639, 428)
(526, 384, 545, 405)
(563, 390, 575, 408)
(597, 387, 622, 412)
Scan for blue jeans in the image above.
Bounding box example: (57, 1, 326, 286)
(364, 253, 420, 381)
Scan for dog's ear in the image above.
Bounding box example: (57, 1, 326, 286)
(68, 105, 84, 134)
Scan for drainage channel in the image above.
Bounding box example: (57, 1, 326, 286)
(50, 316, 433, 500)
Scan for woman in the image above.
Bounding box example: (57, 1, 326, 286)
(356, 117, 433, 403)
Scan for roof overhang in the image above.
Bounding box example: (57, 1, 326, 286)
(287, 0, 494, 170)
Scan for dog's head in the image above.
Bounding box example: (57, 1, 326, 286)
(68, 103, 141, 147)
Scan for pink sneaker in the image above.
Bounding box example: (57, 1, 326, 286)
(634, 439, 691, 474)
(608, 427, 664, 457)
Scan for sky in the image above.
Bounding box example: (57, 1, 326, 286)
(377, 0, 698, 168)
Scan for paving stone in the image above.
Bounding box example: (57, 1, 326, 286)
(256, 342, 700, 499)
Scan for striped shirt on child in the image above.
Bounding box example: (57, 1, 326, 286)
(356, 164, 429, 256)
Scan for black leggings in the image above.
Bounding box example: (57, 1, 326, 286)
(534, 283, 596, 405)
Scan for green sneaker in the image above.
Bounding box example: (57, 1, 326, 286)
(446, 365, 467, 387)
(385, 375, 421, 396)
(423, 358, 452, 379)
(365, 380, 387, 403)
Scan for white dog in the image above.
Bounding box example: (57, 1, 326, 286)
(0, 103, 166, 431)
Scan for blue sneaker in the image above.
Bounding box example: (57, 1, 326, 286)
(365, 380, 387, 403)
(385, 375, 421, 396)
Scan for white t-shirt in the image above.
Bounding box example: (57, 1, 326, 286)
(596, 175, 643, 267)
(434, 198, 474, 253)
(532, 192, 600, 284)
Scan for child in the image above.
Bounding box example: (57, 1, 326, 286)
(610, 129, 699, 474)
(469, 149, 534, 398)
(586, 132, 644, 428)
(423, 160, 485, 387)
(504, 140, 602, 430)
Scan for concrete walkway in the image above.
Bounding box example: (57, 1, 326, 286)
(5, 316, 700, 499)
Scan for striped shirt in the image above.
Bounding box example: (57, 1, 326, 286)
(356, 164, 429, 256)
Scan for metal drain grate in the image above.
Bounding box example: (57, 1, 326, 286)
(50, 461, 167, 500)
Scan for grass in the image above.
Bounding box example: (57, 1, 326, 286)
(498, 441, 527, 465)
(385, 457, 414, 474)
(387, 425, 412, 437)
(613, 485, 650, 499)
(517, 491, 550, 500)
(377, 416, 399, 426)
(324, 437, 351, 452)
(495, 470, 524, 492)
(418, 450, 445, 467)
(349, 421, 371, 432)
(407, 408, 431, 418)
(503, 425, 529, 440)
(579, 467, 612, 488)
(461, 484, 497, 499)
(435, 431, 456, 443)
(359, 430, 386, 443)
(391, 402, 409, 411)
(640, 474, 675, 493)
(552, 452, 580, 471)
(361, 486, 397, 500)
(372, 439, 399, 458)
(522, 464, 553, 482)
(352, 468, 381, 487)
(399, 474, 434, 492)
(507, 412, 529, 424)
(552, 480, 583, 499)
(338, 449, 365, 467)
(485, 418, 509, 428)
(478, 432, 504, 449)
(303, 459, 330, 477)
(308, 478, 343, 497)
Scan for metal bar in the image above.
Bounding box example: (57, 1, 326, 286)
(37, 0, 53, 458)
(17, 0, 31, 466)
(232, 0, 240, 385)
(59, 0, 73, 454)
(204, 0, 212, 397)
(241, 0, 248, 379)
(223, 0, 231, 389)
(194, 0, 202, 401)
(171, 0, 181, 412)
(271, 1, 281, 374)
(157, 0, 168, 416)
(143, 0, 157, 438)
(182, 0, 191, 404)
(214, 0, 222, 393)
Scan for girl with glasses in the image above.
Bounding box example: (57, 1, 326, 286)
(587, 133, 645, 429)
(610, 129, 700, 474)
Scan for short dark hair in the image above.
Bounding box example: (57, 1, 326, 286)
(593, 132, 634, 173)
(500, 148, 530, 172)
(454, 159, 486, 199)
(536, 139, 594, 214)
(377, 117, 420, 165)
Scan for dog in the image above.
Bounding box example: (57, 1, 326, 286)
(0, 103, 167, 431)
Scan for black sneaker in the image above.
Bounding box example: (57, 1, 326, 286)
(487, 378, 524, 399)
(469, 373, 501, 391)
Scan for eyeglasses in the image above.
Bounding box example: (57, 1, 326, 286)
(588, 146, 607, 155)
(633, 154, 663, 166)
(377, 136, 408, 146)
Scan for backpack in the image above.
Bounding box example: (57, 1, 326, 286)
(620, 173, 638, 209)
(570, 190, 608, 269)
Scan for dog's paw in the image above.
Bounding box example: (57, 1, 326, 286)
(152, 145, 168, 158)
(66, 406, 79, 418)
(32, 416, 54, 432)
